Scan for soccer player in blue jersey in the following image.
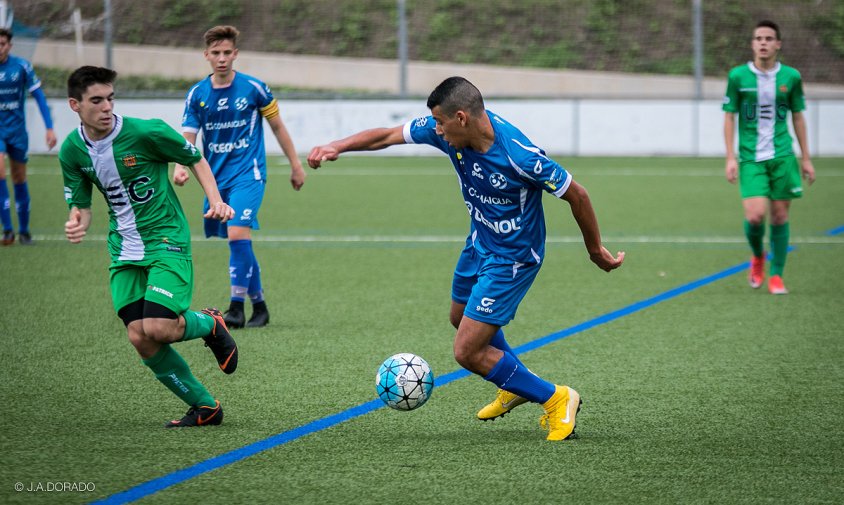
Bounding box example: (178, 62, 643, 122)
(308, 77, 625, 441)
(0, 28, 57, 245)
(175, 25, 306, 328)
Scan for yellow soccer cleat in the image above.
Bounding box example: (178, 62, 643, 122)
(539, 385, 582, 441)
(477, 388, 528, 421)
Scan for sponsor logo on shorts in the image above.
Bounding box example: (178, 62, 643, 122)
(476, 297, 496, 314)
(149, 285, 174, 298)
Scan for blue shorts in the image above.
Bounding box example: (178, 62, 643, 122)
(0, 129, 29, 163)
(204, 179, 265, 238)
(451, 241, 541, 327)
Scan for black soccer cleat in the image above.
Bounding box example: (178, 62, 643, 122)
(2, 230, 13, 246)
(18, 232, 34, 245)
(223, 303, 245, 329)
(201, 308, 239, 374)
(164, 400, 223, 428)
(245, 303, 270, 328)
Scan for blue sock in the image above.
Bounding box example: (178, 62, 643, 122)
(484, 351, 556, 404)
(13, 182, 30, 234)
(228, 239, 252, 302)
(247, 253, 264, 303)
(490, 329, 527, 369)
(0, 180, 11, 231)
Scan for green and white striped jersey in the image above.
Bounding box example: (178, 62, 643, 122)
(60, 114, 202, 262)
(723, 62, 806, 163)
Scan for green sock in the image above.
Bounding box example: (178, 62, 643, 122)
(181, 310, 215, 341)
(769, 222, 790, 277)
(142, 344, 216, 407)
(744, 220, 765, 258)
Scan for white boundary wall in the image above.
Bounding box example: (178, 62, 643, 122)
(27, 98, 844, 157)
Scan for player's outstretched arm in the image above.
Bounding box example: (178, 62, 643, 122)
(560, 181, 624, 272)
(65, 207, 92, 244)
(307, 126, 406, 169)
(188, 157, 234, 222)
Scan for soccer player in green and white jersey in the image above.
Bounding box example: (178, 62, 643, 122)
(723, 20, 816, 295)
(60, 66, 239, 428)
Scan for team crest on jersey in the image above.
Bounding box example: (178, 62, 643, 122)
(235, 97, 248, 111)
(122, 154, 138, 167)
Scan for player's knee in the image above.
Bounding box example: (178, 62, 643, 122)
(770, 209, 789, 225)
(141, 319, 180, 343)
(745, 213, 765, 226)
(453, 342, 482, 372)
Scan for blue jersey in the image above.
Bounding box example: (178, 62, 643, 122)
(404, 111, 572, 264)
(181, 72, 279, 189)
(0, 55, 41, 131)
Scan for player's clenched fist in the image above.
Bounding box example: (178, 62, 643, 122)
(307, 145, 340, 169)
(204, 201, 235, 222)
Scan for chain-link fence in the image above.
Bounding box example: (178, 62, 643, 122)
(13, 0, 844, 85)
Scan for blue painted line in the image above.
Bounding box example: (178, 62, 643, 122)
(827, 225, 844, 236)
(92, 258, 753, 505)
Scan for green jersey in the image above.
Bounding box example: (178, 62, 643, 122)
(722, 62, 806, 163)
(60, 114, 202, 262)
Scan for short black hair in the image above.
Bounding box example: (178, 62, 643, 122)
(0, 28, 12, 41)
(67, 66, 118, 100)
(755, 20, 781, 40)
(426, 76, 485, 116)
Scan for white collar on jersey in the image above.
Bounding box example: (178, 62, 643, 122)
(747, 61, 781, 77)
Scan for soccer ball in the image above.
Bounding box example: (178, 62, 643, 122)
(375, 353, 434, 411)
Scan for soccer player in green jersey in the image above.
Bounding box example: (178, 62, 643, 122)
(60, 66, 239, 428)
(723, 20, 816, 295)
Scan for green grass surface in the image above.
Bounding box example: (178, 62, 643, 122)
(1, 155, 843, 504)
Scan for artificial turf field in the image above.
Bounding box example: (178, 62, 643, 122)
(1, 154, 843, 504)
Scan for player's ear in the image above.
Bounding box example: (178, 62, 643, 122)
(68, 98, 80, 113)
(456, 110, 468, 127)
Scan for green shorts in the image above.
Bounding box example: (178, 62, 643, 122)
(109, 257, 194, 315)
(739, 156, 803, 200)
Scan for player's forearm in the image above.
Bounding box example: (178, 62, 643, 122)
(333, 127, 404, 153)
(77, 208, 93, 230)
(563, 182, 603, 255)
(31, 87, 54, 130)
(181, 131, 198, 146)
(189, 158, 225, 204)
(724, 113, 737, 159)
(792, 112, 811, 161)
(272, 122, 303, 169)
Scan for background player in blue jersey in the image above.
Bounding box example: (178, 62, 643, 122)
(308, 77, 625, 441)
(0, 28, 56, 245)
(174, 25, 306, 328)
